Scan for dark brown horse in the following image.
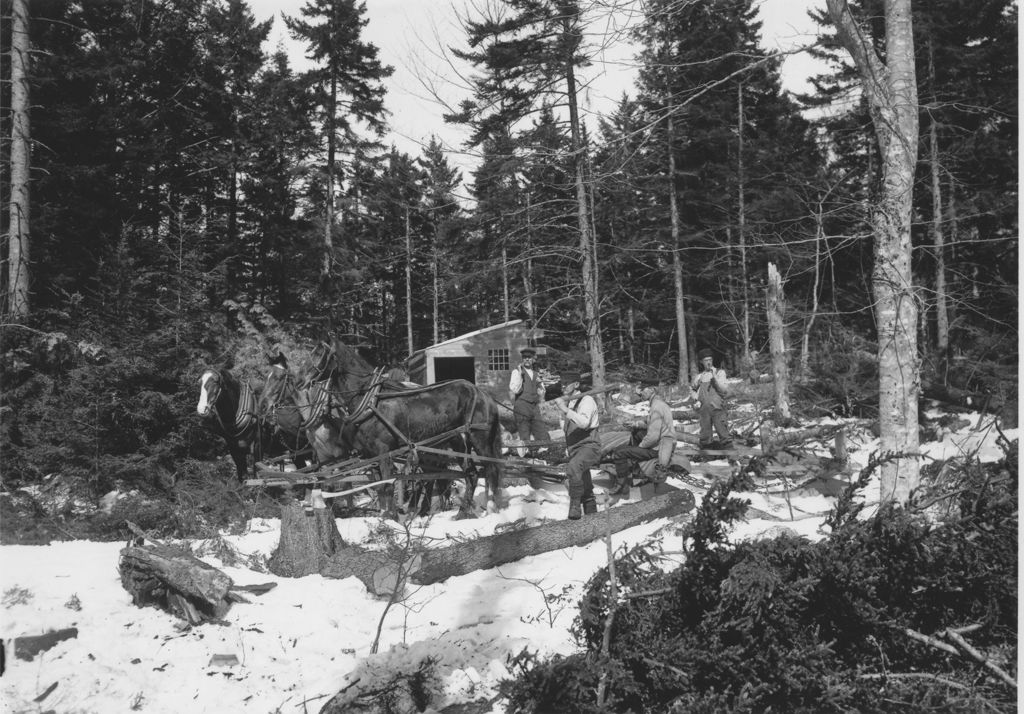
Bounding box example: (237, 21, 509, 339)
(313, 340, 505, 519)
(259, 354, 346, 466)
(196, 368, 309, 479)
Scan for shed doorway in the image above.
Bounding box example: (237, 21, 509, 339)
(433, 357, 476, 383)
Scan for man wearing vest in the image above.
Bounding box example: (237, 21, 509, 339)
(554, 369, 600, 520)
(509, 348, 549, 448)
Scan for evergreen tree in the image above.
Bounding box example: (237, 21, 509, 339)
(284, 0, 393, 285)
(633, 0, 819, 371)
(416, 138, 466, 344)
(241, 49, 321, 316)
(450, 0, 606, 385)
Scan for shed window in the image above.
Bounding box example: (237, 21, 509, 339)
(487, 348, 510, 371)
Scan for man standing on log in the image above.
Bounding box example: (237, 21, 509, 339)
(691, 348, 733, 450)
(606, 383, 677, 502)
(509, 348, 549, 452)
(554, 369, 600, 520)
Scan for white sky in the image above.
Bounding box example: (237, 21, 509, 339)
(248, 0, 827, 177)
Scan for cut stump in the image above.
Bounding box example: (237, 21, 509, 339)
(268, 500, 348, 578)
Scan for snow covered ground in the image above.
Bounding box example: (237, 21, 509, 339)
(1, 409, 1013, 714)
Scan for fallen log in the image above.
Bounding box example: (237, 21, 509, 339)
(14, 627, 78, 661)
(118, 544, 234, 624)
(409, 489, 695, 586)
(922, 381, 995, 413)
(277, 487, 696, 597)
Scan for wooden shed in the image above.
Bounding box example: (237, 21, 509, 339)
(405, 320, 545, 388)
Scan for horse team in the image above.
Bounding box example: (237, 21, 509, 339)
(196, 340, 504, 519)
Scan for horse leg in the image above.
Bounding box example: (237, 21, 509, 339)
(230, 446, 249, 482)
(379, 455, 399, 520)
(455, 471, 479, 520)
(470, 426, 505, 512)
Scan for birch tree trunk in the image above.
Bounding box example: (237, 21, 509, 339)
(767, 263, 791, 419)
(7, 0, 31, 319)
(667, 112, 691, 386)
(827, 0, 920, 504)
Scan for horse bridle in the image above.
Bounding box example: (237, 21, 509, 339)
(264, 365, 335, 431)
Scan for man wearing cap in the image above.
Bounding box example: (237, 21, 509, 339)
(509, 348, 549, 448)
(554, 370, 600, 519)
(690, 348, 732, 449)
(606, 383, 677, 501)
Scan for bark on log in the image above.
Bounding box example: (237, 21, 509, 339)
(409, 489, 695, 586)
(321, 548, 423, 597)
(268, 500, 348, 578)
(118, 544, 234, 623)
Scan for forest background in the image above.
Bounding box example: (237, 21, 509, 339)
(0, 0, 1017, 537)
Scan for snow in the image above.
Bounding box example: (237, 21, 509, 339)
(1, 412, 1015, 714)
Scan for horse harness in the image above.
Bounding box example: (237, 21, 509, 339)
(205, 372, 258, 440)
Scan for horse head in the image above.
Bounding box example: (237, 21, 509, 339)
(308, 339, 381, 411)
(197, 368, 241, 424)
(196, 367, 257, 474)
(197, 370, 221, 418)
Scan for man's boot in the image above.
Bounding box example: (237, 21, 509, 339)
(582, 497, 598, 515)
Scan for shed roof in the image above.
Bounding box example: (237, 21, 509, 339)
(415, 319, 525, 354)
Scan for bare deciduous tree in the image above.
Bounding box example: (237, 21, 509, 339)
(7, 0, 31, 319)
(827, 0, 921, 503)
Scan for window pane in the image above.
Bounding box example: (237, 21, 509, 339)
(487, 348, 509, 371)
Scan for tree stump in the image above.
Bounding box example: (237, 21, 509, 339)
(119, 544, 234, 624)
(268, 500, 348, 577)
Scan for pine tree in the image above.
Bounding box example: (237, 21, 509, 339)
(416, 138, 466, 344)
(284, 0, 393, 284)
(633, 0, 819, 373)
(449, 0, 606, 386)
